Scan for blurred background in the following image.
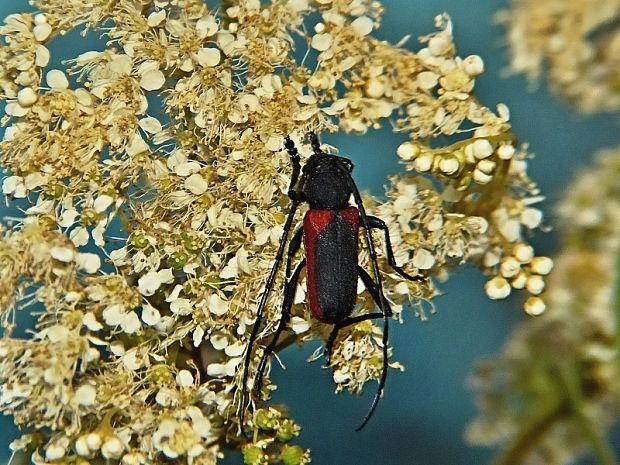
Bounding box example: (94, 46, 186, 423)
(1, 0, 619, 464)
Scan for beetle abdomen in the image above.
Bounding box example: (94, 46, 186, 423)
(303, 207, 359, 324)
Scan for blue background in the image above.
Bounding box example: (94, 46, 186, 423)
(1, 1, 618, 464)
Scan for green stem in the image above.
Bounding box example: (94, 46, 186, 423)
(492, 396, 568, 465)
(613, 248, 620, 386)
(558, 367, 619, 465)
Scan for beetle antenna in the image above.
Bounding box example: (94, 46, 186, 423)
(239, 138, 308, 436)
(308, 131, 322, 155)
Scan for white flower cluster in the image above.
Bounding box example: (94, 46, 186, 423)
(499, 0, 620, 113)
(0, 1, 549, 464)
(468, 148, 620, 465)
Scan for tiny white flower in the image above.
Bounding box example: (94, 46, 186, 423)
(83, 312, 103, 331)
(485, 276, 511, 299)
(394, 282, 410, 295)
(195, 48, 221, 67)
(530, 256, 553, 275)
(138, 269, 174, 296)
(476, 159, 496, 174)
(70, 226, 90, 246)
(524, 296, 545, 316)
(193, 327, 205, 347)
(138, 116, 163, 134)
(46, 69, 69, 90)
(290, 316, 310, 334)
(472, 139, 493, 159)
(75, 436, 91, 456)
(333, 370, 350, 383)
(417, 71, 439, 89)
(413, 248, 435, 270)
(86, 433, 103, 451)
(51, 246, 75, 263)
(147, 10, 166, 27)
(184, 173, 209, 194)
(210, 333, 229, 350)
(512, 243, 534, 263)
(197, 15, 218, 38)
(170, 298, 193, 315)
(33, 22, 52, 41)
(75, 253, 101, 273)
(5, 102, 28, 117)
(206, 363, 226, 377)
(166, 284, 184, 302)
(103, 304, 126, 326)
(311, 32, 333, 51)
(351, 16, 373, 36)
(207, 294, 229, 316)
(511, 272, 527, 289)
(525, 275, 545, 295)
(142, 303, 161, 326)
(75, 384, 97, 406)
(2, 176, 27, 197)
(439, 157, 459, 175)
(497, 144, 515, 160)
(414, 153, 434, 172)
(188, 406, 211, 438)
(224, 341, 245, 356)
(140, 69, 165, 91)
(463, 55, 484, 76)
(121, 348, 142, 370)
(101, 436, 124, 459)
(121, 311, 141, 334)
(34, 13, 47, 24)
(500, 257, 521, 278)
(521, 208, 543, 229)
(35, 44, 50, 67)
(45, 443, 66, 461)
(224, 357, 242, 376)
(93, 195, 114, 213)
(176, 369, 194, 387)
(17, 87, 37, 107)
(397, 141, 419, 161)
(483, 250, 501, 267)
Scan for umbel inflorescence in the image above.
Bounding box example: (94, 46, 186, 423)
(499, 0, 620, 113)
(468, 148, 620, 465)
(0, 1, 549, 464)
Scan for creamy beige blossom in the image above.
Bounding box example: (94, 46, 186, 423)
(0, 1, 549, 464)
(499, 0, 620, 113)
(468, 148, 620, 465)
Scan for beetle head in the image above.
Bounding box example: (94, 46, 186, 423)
(303, 154, 354, 209)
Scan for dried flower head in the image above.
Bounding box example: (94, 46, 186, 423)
(0, 1, 549, 463)
(499, 0, 620, 113)
(467, 147, 620, 465)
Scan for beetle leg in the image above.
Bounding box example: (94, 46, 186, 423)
(324, 312, 383, 365)
(253, 259, 306, 397)
(366, 215, 428, 283)
(323, 266, 391, 430)
(324, 266, 392, 364)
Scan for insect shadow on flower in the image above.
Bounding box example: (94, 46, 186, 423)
(239, 133, 428, 434)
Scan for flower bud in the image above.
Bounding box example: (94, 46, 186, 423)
(524, 296, 546, 316)
(485, 276, 511, 299)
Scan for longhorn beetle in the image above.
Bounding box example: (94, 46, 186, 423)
(240, 133, 426, 432)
